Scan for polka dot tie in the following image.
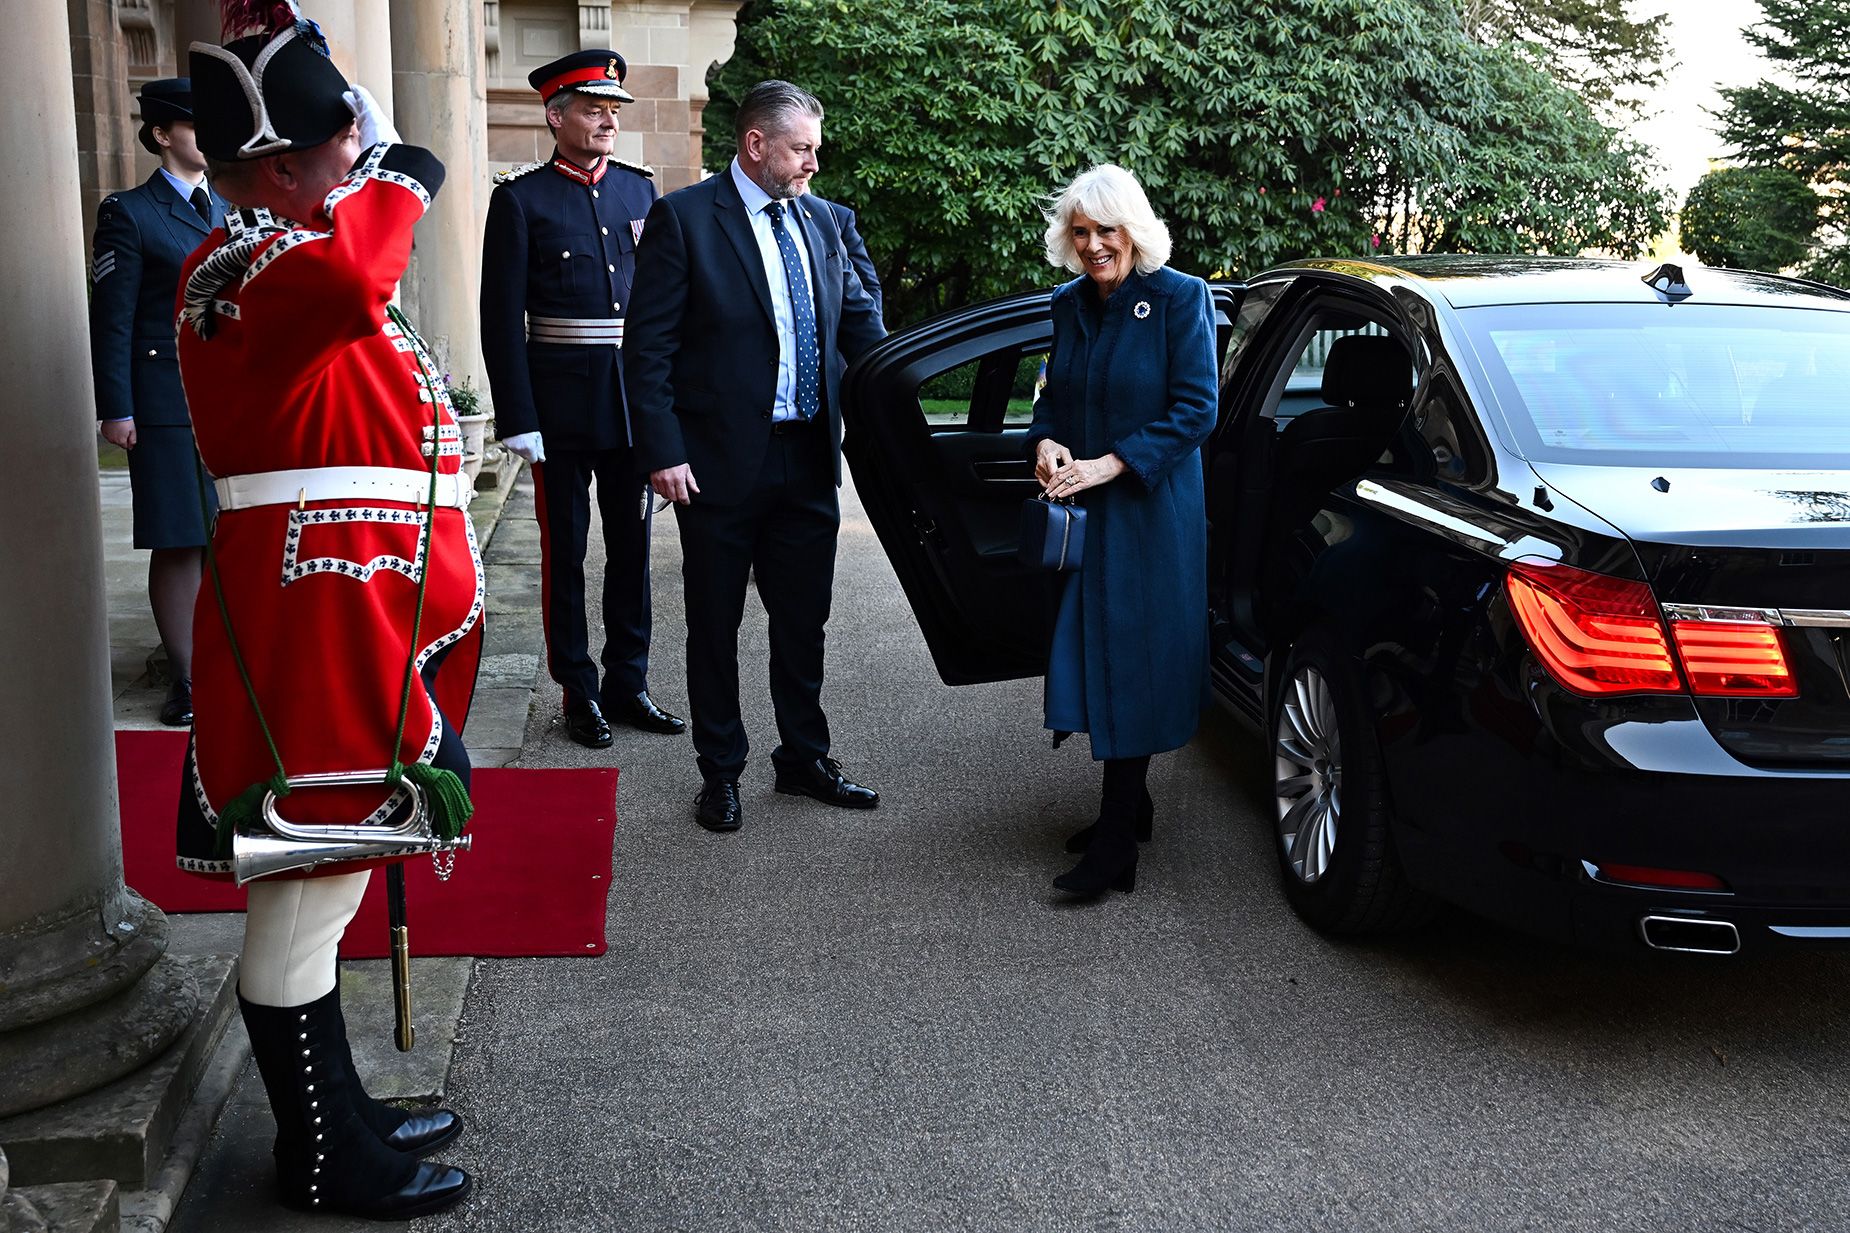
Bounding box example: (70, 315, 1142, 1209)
(766, 201, 821, 422)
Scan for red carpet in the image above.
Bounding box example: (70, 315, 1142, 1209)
(115, 730, 617, 958)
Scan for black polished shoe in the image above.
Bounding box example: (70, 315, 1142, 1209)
(1064, 789, 1155, 854)
(325, 992, 463, 1159)
(695, 779, 742, 832)
(378, 1107, 462, 1157)
(158, 678, 193, 727)
(616, 690, 686, 735)
(774, 757, 879, 809)
(564, 698, 613, 749)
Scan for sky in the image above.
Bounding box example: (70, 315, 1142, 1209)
(1626, 0, 1771, 206)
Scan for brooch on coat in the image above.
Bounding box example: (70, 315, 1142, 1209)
(1133, 300, 1151, 319)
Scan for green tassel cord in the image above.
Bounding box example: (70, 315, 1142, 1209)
(211, 774, 291, 858)
(391, 760, 474, 840)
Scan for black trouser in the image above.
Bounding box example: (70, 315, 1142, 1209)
(532, 446, 653, 708)
(674, 421, 838, 783)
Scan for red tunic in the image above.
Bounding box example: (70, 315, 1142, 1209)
(174, 143, 483, 876)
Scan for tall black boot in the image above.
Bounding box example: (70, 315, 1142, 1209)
(241, 989, 471, 1220)
(1062, 787, 1154, 854)
(1052, 756, 1148, 899)
(325, 988, 463, 1157)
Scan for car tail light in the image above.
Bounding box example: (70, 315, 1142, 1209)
(1504, 561, 1681, 696)
(1669, 621, 1798, 697)
(1596, 862, 1730, 892)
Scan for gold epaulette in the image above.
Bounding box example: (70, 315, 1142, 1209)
(492, 161, 545, 184)
(612, 159, 655, 180)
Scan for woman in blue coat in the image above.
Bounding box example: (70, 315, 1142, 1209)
(1028, 164, 1218, 899)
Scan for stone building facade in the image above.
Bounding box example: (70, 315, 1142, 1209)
(64, 0, 742, 395)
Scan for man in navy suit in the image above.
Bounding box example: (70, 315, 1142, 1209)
(816, 197, 881, 316)
(626, 79, 887, 832)
(89, 77, 228, 727)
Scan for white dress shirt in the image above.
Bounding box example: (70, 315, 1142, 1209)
(729, 158, 817, 423)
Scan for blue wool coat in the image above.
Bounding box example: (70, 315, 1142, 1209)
(1027, 265, 1218, 760)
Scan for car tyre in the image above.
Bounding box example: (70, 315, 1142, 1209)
(1271, 631, 1435, 935)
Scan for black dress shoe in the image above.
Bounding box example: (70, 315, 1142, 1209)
(380, 1107, 463, 1157)
(564, 698, 613, 749)
(774, 757, 879, 809)
(158, 678, 193, 727)
(1052, 848, 1138, 899)
(695, 779, 742, 832)
(615, 690, 686, 735)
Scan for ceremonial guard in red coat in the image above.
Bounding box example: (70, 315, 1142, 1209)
(175, 3, 474, 1218)
(481, 49, 685, 748)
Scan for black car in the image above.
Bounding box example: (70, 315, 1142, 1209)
(842, 256, 1850, 955)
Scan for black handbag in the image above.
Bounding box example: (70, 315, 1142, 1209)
(1018, 494, 1086, 571)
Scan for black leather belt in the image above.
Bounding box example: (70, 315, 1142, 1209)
(769, 417, 818, 436)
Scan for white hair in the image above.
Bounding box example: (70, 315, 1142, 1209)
(1043, 163, 1171, 276)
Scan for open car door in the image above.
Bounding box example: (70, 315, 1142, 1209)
(842, 284, 1245, 686)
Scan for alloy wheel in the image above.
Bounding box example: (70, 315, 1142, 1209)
(1275, 665, 1343, 884)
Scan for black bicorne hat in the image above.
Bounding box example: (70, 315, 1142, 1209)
(189, 26, 352, 160)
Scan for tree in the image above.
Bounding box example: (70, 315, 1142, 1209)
(1458, 0, 1673, 121)
(1713, 0, 1850, 282)
(1679, 167, 1819, 271)
(710, 0, 1670, 325)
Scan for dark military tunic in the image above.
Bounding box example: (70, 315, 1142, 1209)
(89, 172, 227, 548)
(480, 152, 660, 707)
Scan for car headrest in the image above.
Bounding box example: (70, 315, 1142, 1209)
(1320, 334, 1412, 411)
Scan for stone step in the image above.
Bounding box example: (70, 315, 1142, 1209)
(9, 1181, 118, 1233)
(0, 957, 236, 1190)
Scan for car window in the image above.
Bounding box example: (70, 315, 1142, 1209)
(1460, 302, 1850, 468)
(918, 347, 1046, 432)
(1260, 305, 1408, 430)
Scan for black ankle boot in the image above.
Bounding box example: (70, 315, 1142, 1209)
(1062, 788, 1154, 854)
(1053, 757, 1147, 899)
(241, 989, 471, 1220)
(325, 991, 462, 1157)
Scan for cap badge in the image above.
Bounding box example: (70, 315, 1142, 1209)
(1133, 300, 1151, 319)
(606, 59, 620, 80)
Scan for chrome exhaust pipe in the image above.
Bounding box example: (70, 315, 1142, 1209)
(1639, 914, 1741, 956)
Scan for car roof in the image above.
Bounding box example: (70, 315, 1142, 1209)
(1267, 255, 1850, 311)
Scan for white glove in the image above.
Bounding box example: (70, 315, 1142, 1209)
(502, 431, 545, 464)
(342, 84, 401, 149)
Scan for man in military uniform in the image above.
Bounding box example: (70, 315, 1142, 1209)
(178, 5, 473, 1218)
(89, 77, 228, 727)
(481, 49, 684, 749)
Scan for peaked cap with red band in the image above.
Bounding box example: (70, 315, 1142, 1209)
(529, 49, 635, 105)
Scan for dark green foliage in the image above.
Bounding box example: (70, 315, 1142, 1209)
(1458, 0, 1671, 119)
(1713, 0, 1850, 284)
(710, 0, 1670, 324)
(1680, 167, 1819, 272)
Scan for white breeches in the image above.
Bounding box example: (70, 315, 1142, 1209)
(239, 869, 372, 1007)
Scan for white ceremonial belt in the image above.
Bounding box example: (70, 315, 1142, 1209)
(527, 314, 624, 346)
(213, 466, 473, 511)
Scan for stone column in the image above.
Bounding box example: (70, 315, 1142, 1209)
(308, 0, 394, 102)
(391, 0, 489, 393)
(0, 0, 196, 1121)
(169, 0, 220, 58)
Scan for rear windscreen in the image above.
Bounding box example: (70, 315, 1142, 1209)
(1460, 301, 1850, 468)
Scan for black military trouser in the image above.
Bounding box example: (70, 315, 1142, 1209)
(531, 446, 653, 710)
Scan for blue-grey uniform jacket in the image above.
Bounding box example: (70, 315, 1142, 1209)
(480, 152, 659, 453)
(89, 172, 227, 426)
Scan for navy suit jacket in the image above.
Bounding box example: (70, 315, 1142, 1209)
(624, 172, 887, 503)
(480, 155, 658, 452)
(89, 172, 227, 425)
(815, 197, 882, 317)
